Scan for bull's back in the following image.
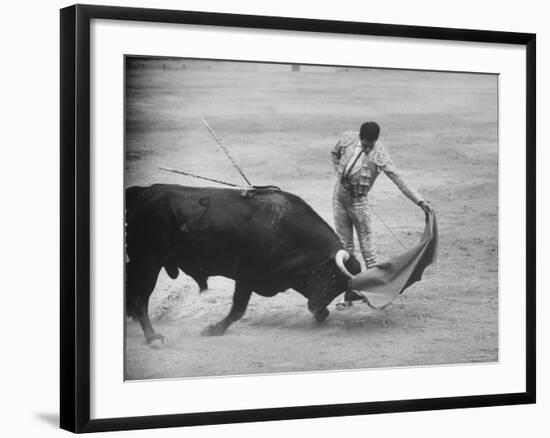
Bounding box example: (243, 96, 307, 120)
(126, 184, 341, 265)
(126, 185, 265, 258)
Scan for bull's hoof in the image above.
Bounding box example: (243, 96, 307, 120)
(146, 333, 166, 348)
(201, 324, 227, 336)
(313, 308, 329, 323)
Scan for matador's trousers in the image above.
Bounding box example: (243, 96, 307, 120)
(332, 183, 378, 268)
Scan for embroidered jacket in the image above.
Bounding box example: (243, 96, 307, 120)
(331, 131, 423, 204)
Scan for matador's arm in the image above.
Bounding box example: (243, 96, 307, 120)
(373, 145, 424, 205)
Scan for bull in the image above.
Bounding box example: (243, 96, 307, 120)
(126, 184, 361, 344)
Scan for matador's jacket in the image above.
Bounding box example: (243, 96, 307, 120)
(331, 131, 424, 268)
(331, 131, 423, 203)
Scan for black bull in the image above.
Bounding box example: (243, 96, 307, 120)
(126, 184, 361, 343)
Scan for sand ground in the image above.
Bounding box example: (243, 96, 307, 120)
(124, 60, 498, 380)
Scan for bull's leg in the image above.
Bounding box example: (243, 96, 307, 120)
(134, 296, 165, 345)
(308, 302, 330, 323)
(304, 274, 332, 324)
(202, 281, 252, 336)
(126, 258, 164, 344)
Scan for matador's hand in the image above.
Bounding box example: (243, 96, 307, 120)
(418, 200, 433, 215)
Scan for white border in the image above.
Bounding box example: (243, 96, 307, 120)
(90, 19, 526, 419)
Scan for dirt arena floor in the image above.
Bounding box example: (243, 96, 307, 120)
(124, 59, 498, 380)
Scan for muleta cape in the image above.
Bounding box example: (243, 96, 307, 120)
(350, 211, 438, 309)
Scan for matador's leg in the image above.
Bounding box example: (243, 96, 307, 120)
(332, 189, 355, 254)
(349, 196, 378, 269)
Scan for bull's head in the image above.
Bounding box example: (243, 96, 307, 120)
(306, 249, 361, 322)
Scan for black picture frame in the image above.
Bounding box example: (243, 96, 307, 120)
(60, 4, 536, 433)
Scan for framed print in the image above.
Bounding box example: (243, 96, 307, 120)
(60, 4, 536, 433)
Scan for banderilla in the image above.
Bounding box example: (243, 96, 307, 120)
(158, 166, 244, 187)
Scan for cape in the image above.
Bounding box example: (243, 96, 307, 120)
(350, 211, 438, 309)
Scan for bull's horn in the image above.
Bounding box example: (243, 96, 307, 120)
(335, 250, 353, 278)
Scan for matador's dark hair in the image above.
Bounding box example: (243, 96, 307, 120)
(359, 121, 380, 141)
